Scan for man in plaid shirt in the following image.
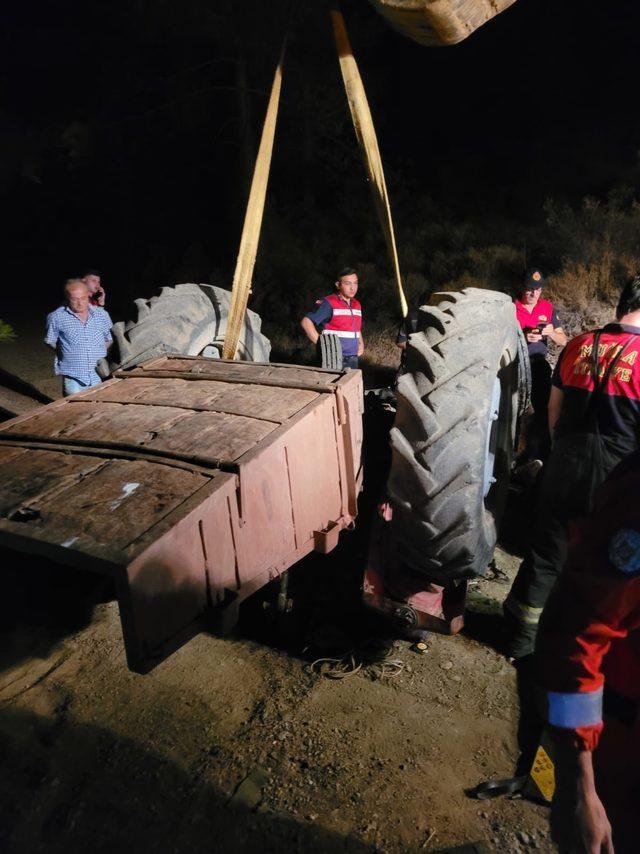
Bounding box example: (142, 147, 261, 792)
(45, 278, 113, 396)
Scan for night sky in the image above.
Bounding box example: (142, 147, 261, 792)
(3, 0, 640, 315)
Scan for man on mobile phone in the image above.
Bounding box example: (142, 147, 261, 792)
(515, 268, 567, 462)
(82, 269, 106, 307)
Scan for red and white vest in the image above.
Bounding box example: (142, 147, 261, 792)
(322, 293, 362, 341)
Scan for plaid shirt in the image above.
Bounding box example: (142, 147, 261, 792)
(45, 305, 113, 385)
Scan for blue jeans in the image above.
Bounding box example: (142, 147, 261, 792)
(63, 375, 101, 397)
(342, 355, 359, 370)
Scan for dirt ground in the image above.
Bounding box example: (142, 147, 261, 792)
(0, 309, 553, 854)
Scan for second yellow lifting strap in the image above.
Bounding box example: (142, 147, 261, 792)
(331, 7, 408, 318)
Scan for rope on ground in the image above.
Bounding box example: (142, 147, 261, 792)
(309, 651, 405, 680)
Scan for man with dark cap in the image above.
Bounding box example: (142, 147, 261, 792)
(515, 268, 567, 461)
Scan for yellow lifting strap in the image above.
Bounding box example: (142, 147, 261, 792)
(331, 7, 408, 318)
(222, 43, 285, 360)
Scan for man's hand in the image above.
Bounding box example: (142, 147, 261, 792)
(95, 358, 111, 380)
(552, 747, 615, 854)
(552, 789, 614, 853)
(574, 791, 614, 853)
(357, 333, 364, 357)
(526, 329, 543, 344)
(546, 325, 568, 347)
(95, 287, 106, 307)
(300, 317, 319, 345)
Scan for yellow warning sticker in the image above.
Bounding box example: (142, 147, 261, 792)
(529, 744, 555, 802)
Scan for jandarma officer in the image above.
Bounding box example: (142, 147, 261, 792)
(300, 267, 364, 369)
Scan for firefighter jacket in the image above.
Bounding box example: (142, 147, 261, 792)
(536, 451, 640, 751)
(553, 323, 640, 460)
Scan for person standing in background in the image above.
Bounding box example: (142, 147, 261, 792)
(45, 278, 113, 396)
(82, 269, 106, 307)
(505, 276, 640, 660)
(515, 267, 567, 461)
(301, 267, 364, 369)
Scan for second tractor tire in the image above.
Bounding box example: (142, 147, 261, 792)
(108, 283, 271, 371)
(387, 287, 521, 583)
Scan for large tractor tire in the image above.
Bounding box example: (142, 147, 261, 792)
(108, 283, 271, 371)
(387, 288, 521, 583)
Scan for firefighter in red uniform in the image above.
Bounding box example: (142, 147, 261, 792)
(505, 276, 640, 659)
(301, 267, 364, 369)
(515, 267, 567, 461)
(536, 451, 640, 853)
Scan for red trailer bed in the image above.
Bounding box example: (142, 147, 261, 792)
(0, 356, 363, 672)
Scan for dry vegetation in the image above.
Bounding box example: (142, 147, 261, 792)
(260, 192, 640, 370)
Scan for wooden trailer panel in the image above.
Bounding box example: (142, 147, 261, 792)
(338, 368, 365, 511)
(0, 358, 364, 672)
(1, 400, 278, 463)
(0, 451, 210, 564)
(85, 376, 318, 423)
(0, 445, 105, 517)
(231, 396, 343, 575)
(120, 472, 238, 669)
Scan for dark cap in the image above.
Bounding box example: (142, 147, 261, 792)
(523, 267, 545, 289)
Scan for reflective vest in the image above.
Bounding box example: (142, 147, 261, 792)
(321, 293, 362, 342)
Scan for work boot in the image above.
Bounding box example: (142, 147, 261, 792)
(502, 604, 538, 661)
